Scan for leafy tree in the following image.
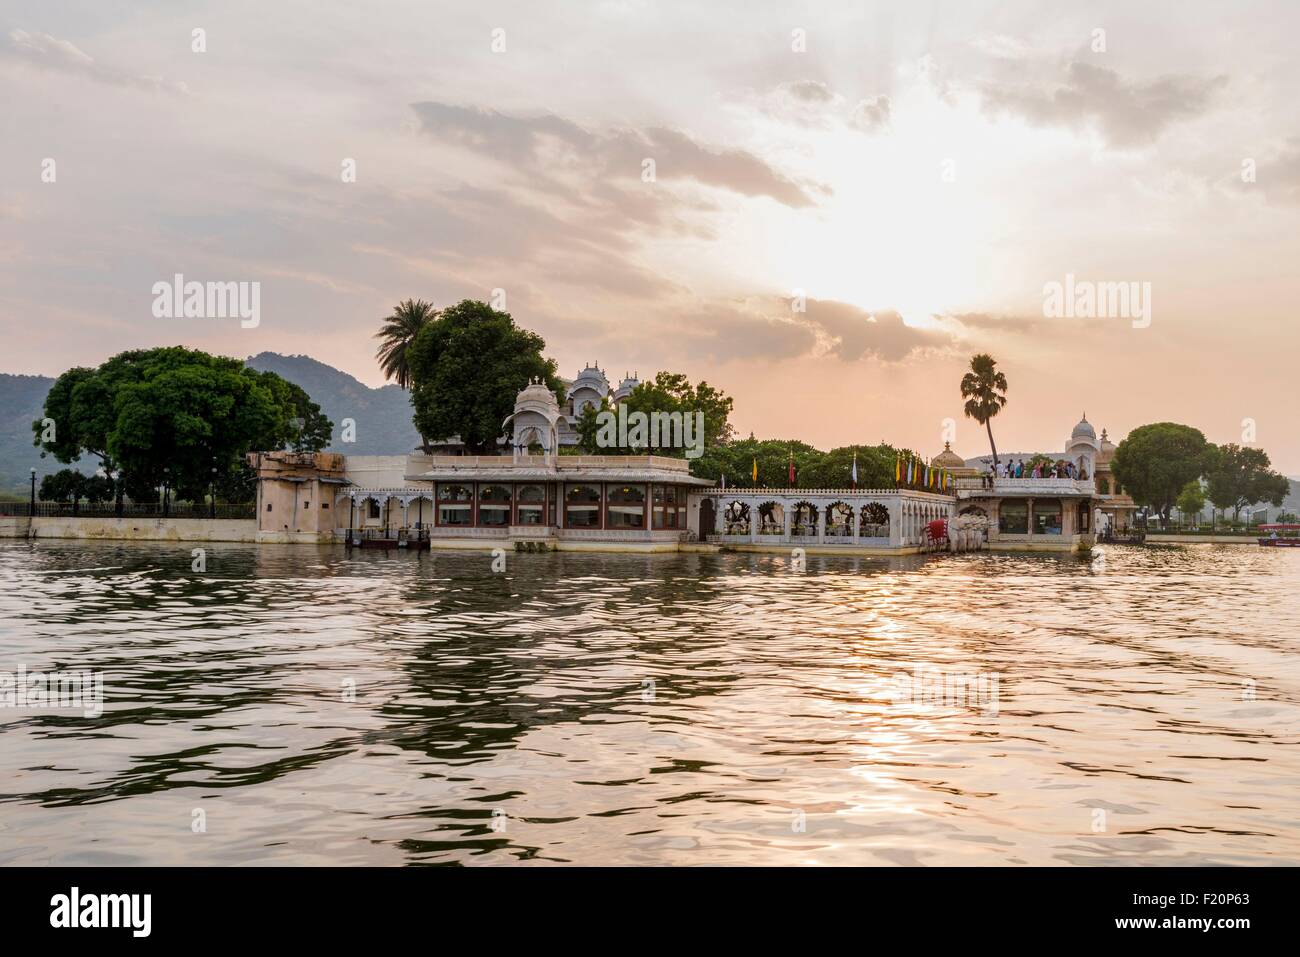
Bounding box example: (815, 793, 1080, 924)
(573, 399, 612, 454)
(1111, 423, 1210, 526)
(687, 438, 910, 491)
(691, 437, 819, 488)
(251, 371, 333, 452)
(214, 462, 257, 504)
(573, 372, 735, 459)
(407, 300, 564, 454)
(34, 347, 327, 506)
(960, 354, 1008, 470)
(801, 444, 900, 489)
(1204, 443, 1290, 523)
(1175, 480, 1206, 525)
(39, 469, 84, 503)
(81, 474, 115, 504)
(625, 373, 734, 452)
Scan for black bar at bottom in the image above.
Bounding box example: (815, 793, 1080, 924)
(0, 866, 1284, 944)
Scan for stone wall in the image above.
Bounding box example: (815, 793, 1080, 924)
(0, 517, 258, 543)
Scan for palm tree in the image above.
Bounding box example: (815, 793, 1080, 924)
(960, 353, 1009, 471)
(374, 298, 437, 389)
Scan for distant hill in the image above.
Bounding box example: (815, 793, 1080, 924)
(0, 354, 420, 495)
(0, 373, 58, 495)
(244, 352, 421, 456)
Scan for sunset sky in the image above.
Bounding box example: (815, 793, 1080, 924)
(3, 1, 1298, 471)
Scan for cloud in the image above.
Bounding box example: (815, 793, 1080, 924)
(798, 300, 947, 361)
(410, 101, 821, 208)
(1246, 139, 1300, 205)
(851, 95, 892, 133)
(669, 296, 949, 363)
(785, 79, 834, 103)
(4, 29, 188, 93)
(757, 82, 892, 135)
(978, 60, 1226, 148)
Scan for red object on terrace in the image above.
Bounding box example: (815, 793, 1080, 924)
(926, 519, 949, 544)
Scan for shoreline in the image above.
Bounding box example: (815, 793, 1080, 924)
(2, 516, 1266, 552)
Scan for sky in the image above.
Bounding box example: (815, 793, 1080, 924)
(2, 0, 1298, 471)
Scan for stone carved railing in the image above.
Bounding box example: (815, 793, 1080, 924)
(708, 488, 952, 498)
(955, 477, 1095, 495)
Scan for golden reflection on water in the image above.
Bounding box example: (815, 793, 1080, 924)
(0, 540, 1297, 866)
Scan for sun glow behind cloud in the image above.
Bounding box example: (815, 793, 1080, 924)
(2, 1, 1299, 470)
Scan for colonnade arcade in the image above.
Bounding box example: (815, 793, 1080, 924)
(706, 490, 954, 547)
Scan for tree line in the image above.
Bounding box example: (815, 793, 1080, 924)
(956, 353, 1290, 527)
(34, 347, 332, 506)
(1113, 427, 1290, 526)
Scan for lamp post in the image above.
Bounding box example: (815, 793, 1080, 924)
(29, 467, 36, 516)
(162, 467, 170, 519)
(210, 465, 217, 519)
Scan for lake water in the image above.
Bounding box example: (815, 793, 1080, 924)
(1, 539, 1297, 866)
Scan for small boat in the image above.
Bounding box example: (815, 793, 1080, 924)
(1257, 524, 1300, 547)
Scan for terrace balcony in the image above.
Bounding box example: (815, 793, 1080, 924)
(954, 476, 1095, 499)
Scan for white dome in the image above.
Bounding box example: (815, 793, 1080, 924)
(1071, 414, 1096, 442)
(570, 364, 609, 395)
(512, 379, 559, 417)
(612, 372, 640, 402)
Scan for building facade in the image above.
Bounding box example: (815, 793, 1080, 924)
(248, 393, 1105, 554)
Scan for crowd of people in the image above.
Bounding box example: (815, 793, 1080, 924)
(981, 458, 1088, 486)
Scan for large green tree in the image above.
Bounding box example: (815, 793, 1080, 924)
(1175, 479, 1206, 525)
(801, 444, 901, 489)
(960, 354, 1008, 470)
(573, 371, 735, 458)
(1110, 422, 1210, 526)
(1203, 443, 1290, 524)
(34, 347, 331, 504)
(251, 371, 333, 453)
(406, 300, 564, 454)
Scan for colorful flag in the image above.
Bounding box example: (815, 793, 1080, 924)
(788, 451, 796, 487)
(894, 454, 901, 485)
(851, 451, 858, 489)
(751, 457, 758, 484)
(721, 472, 726, 492)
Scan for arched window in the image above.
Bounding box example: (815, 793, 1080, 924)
(791, 501, 818, 536)
(826, 501, 853, 536)
(478, 485, 512, 527)
(860, 502, 890, 536)
(437, 485, 472, 526)
(565, 485, 601, 528)
(516, 484, 545, 525)
(607, 485, 646, 529)
(757, 501, 784, 535)
(723, 501, 750, 535)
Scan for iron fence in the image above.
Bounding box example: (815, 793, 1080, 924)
(0, 501, 255, 520)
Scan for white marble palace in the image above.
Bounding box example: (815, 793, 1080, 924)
(248, 371, 1120, 555)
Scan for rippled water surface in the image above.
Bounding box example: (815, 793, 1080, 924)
(1, 540, 1297, 866)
